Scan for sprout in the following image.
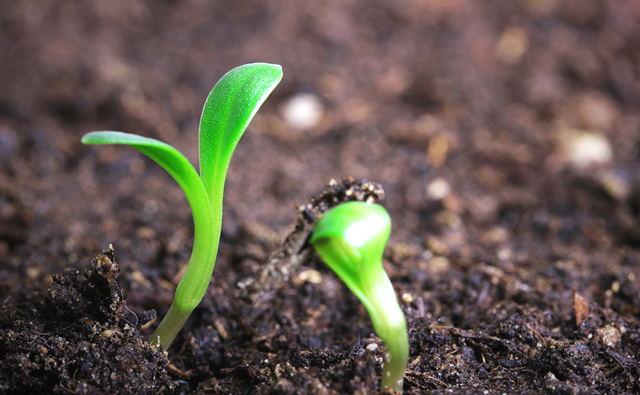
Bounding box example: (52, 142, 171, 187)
(82, 63, 283, 348)
(310, 201, 408, 393)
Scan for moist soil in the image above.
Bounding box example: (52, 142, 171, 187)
(1, 1, 640, 394)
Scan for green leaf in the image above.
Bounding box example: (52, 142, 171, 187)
(82, 131, 206, 211)
(198, 63, 283, 207)
(310, 202, 391, 328)
(310, 202, 391, 275)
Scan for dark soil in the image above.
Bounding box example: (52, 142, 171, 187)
(0, 246, 175, 394)
(2, 0, 640, 394)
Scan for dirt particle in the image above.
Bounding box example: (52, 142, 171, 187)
(496, 28, 529, 64)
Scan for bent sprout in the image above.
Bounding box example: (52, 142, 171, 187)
(310, 201, 408, 393)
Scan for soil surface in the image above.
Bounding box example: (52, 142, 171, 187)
(2, 1, 640, 394)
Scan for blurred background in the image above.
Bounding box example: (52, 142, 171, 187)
(1, 0, 640, 313)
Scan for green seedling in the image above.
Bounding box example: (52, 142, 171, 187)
(82, 63, 282, 348)
(310, 201, 408, 393)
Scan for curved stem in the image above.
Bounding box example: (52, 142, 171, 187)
(366, 272, 409, 393)
(150, 179, 216, 348)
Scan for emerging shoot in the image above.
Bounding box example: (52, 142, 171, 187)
(310, 201, 408, 393)
(82, 63, 283, 348)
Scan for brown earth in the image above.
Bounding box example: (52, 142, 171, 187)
(1, 1, 640, 394)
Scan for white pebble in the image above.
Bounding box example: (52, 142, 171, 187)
(281, 93, 324, 130)
(427, 178, 451, 200)
(566, 131, 612, 168)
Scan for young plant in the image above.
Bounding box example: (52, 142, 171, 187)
(310, 201, 408, 393)
(82, 63, 283, 348)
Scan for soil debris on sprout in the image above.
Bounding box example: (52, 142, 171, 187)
(236, 176, 385, 305)
(0, 245, 175, 395)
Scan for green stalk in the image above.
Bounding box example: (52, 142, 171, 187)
(366, 272, 409, 392)
(82, 63, 283, 349)
(150, 179, 215, 347)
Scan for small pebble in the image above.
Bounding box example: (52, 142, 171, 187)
(293, 269, 323, 285)
(281, 93, 324, 130)
(427, 178, 451, 200)
(596, 325, 621, 347)
(496, 27, 529, 64)
(564, 131, 612, 168)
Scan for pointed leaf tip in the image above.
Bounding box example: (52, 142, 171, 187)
(198, 62, 283, 206)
